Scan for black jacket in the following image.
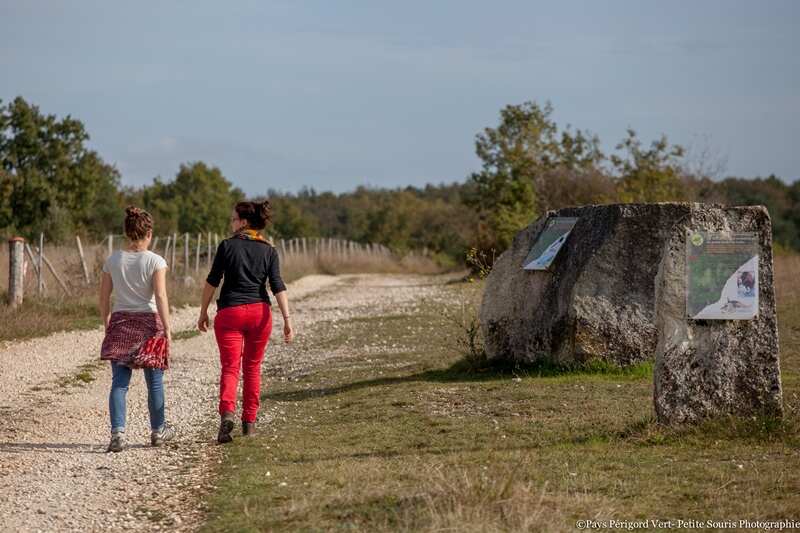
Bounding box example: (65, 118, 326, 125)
(206, 237, 286, 310)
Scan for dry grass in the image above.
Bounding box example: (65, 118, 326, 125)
(282, 251, 442, 280)
(201, 255, 800, 532)
(0, 240, 444, 343)
(775, 253, 800, 327)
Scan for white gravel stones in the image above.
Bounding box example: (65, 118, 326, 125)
(0, 273, 453, 532)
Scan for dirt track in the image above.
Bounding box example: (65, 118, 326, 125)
(0, 273, 451, 532)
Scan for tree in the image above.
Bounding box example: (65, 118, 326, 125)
(535, 167, 618, 212)
(466, 101, 603, 253)
(261, 195, 319, 239)
(139, 162, 243, 235)
(0, 97, 122, 240)
(612, 129, 686, 203)
(715, 175, 799, 250)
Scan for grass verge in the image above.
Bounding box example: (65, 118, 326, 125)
(200, 266, 800, 532)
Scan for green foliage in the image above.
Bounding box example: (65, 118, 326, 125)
(717, 175, 800, 250)
(611, 129, 686, 203)
(3, 95, 800, 266)
(261, 184, 474, 262)
(266, 195, 320, 239)
(134, 162, 243, 235)
(0, 96, 121, 239)
(465, 247, 495, 279)
(466, 101, 604, 253)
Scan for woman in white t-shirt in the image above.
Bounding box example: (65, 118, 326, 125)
(99, 206, 175, 452)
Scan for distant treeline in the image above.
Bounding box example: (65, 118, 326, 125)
(1, 96, 798, 265)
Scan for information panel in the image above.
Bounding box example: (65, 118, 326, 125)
(522, 217, 578, 270)
(686, 231, 759, 320)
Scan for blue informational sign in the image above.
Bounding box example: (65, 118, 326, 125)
(522, 217, 578, 271)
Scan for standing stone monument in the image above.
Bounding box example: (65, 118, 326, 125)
(480, 203, 693, 367)
(653, 205, 782, 424)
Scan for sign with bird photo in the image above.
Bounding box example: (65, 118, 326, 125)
(686, 231, 759, 320)
(522, 217, 578, 270)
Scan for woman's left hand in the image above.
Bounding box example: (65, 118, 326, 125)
(283, 318, 294, 343)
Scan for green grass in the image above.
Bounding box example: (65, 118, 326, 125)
(200, 265, 800, 532)
(56, 361, 104, 389)
(172, 328, 201, 341)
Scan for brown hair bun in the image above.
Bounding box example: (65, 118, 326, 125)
(124, 205, 153, 241)
(235, 200, 272, 230)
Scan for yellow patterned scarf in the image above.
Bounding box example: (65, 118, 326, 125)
(232, 228, 268, 243)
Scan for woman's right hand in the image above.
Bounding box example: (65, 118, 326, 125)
(283, 318, 294, 343)
(198, 311, 210, 332)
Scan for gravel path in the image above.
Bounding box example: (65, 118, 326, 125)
(0, 273, 455, 532)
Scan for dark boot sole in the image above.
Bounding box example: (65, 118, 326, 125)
(217, 419, 235, 444)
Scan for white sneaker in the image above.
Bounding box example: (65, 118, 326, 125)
(107, 432, 125, 453)
(151, 423, 177, 447)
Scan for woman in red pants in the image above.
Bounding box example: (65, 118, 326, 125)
(197, 200, 294, 443)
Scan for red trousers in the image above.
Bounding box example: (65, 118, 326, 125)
(214, 302, 272, 422)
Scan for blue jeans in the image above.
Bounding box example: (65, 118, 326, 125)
(109, 361, 165, 433)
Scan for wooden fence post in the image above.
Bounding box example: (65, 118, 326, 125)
(75, 236, 90, 285)
(40, 252, 71, 295)
(8, 237, 25, 308)
(37, 233, 44, 296)
(207, 231, 212, 269)
(195, 233, 201, 273)
(152, 236, 160, 252)
(183, 232, 189, 274)
(107, 234, 113, 258)
(171, 232, 177, 275)
(24, 243, 46, 291)
(164, 236, 172, 266)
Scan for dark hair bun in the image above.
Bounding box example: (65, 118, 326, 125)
(235, 200, 272, 230)
(257, 200, 271, 221)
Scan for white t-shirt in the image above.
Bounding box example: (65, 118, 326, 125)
(102, 250, 168, 313)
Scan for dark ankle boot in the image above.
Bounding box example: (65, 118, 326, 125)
(242, 421, 256, 436)
(217, 412, 235, 444)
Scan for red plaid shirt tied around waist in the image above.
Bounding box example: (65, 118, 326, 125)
(101, 311, 169, 369)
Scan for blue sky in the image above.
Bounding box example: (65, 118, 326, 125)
(1, 1, 798, 195)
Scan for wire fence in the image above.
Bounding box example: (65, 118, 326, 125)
(3, 232, 399, 307)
